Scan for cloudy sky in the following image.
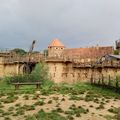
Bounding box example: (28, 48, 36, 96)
(0, 0, 120, 51)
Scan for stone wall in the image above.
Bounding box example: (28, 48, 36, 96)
(47, 61, 120, 83)
(48, 46, 64, 58)
(0, 63, 28, 77)
(0, 58, 120, 84)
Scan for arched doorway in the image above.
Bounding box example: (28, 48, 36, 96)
(19, 63, 36, 74)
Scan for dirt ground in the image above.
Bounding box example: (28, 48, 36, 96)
(0, 91, 120, 120)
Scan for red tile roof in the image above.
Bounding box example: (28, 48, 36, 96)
(63, 46, 114, 59)
(48, 39, 65, 47)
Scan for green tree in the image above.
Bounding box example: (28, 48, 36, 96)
(43, 49, 48, 57)
(114, 49, 119, 55)
(11, 48, 27, 55)
(5, 62, 51, 84)
(31, 62, 50, 82)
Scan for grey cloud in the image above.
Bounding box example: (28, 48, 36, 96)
(0, 0, 120, 50)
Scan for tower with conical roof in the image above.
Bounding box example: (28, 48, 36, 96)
(48, 39, 65, 57)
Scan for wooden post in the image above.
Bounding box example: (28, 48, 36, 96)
(108, 75, 111, 86)
(90, 75, 93, 84)
(36, 84, 40, 89)
(102, 74, 104, 85)
(116, 76, 119, 92)
(98, 76, 101, 85)
(15, 84, 19, 90)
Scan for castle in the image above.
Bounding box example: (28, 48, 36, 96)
(46, 39, 120, 83)
(0, 38, 120, 83)
(48, 38, 113, 62)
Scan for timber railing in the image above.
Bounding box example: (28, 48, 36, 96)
(72, 61, 120, 68)
(45, 56, 73, 62)
(90, 75, 120, 93)
(3, 55, 43, 64)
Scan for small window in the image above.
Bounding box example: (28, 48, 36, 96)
(61, 73, 67, 77)
(55, 67, 56, 71)
(78, 73, 80, 77)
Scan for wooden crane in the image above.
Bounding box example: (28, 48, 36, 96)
(28, 40, 36, 62)
(23, 40, 36, 74)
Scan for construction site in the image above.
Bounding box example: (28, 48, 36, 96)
(0, 39, 120, 84)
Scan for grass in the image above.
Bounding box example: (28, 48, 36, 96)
(0, 79, 120, 99)
(25, 109, 67, 120)
(65, 105, 89, 116)
(34, 100, 45, 106)
(1, 95, 18, 104)
(4, 117, 11, 120)
(108, 107, 120, 120)
(96, 104, 105, 110)
(32, 94, 39, 100)
(0, 80, 120, 120)
(8, 107, 14, 112)
(104, 115, 114, 120)
(23, 95, 29, 100)
(52, 107, 64, 113)
(108, 107, 120, 114)
(69, 95, 84, 101)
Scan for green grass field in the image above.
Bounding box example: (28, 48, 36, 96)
(0, 80, 120, 120)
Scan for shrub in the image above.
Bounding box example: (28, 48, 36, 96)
(25, 109, 67, 120)
(16, 109, 25, 115)
(15, 103, 21, 107)
(8, 107, 14, 111)
(108, 107, 120, 120)
(65, 105, 88, 116)
(1, 96, 17, 104)
(32, 94, 39, 100)
(4, 117, 11, 120)
(23, 95, 29, 100)
(66, 115, 74, 120)
(31, 62, 50, 82)
(48, 100, 52, 104)
(96, 104, 104, 110)
(25, 105, 35, 111)
(34, 100, 45, 106)
(4, 62, 51, 84)
(69, 95, 84, 101)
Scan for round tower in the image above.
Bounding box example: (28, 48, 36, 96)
(48, 39, 65, 57)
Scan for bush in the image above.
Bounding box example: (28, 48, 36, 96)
(31, 62, 50, 82)
(4, 62, 51, 84)
(25, 109, 67, 120)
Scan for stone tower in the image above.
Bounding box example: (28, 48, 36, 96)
(48, 39, 65, 57)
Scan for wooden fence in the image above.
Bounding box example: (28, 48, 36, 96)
(90, 74, 120, 93)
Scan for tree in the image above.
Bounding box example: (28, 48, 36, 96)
(5, 62, 51, 84)
(114, 49, 119, 55)
(43, 49, 48, 57)
(31, 62, 50, 82)
(11, 48, 27, 55)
